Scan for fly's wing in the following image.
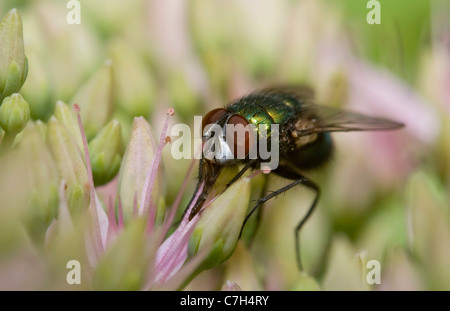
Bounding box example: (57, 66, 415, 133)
(294, 100, 404, 136)
(254, 86, 404, 135)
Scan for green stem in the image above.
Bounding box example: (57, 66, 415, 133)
(0, 131, 17, 156)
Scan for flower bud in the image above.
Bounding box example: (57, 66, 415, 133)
(166, 70, 201, 120)
(321, 235, 370, 290)
(109, 42, 155, 117)
(407, 171, 450, 290)
(223, 242, 262, 290)
(93, 218, 148, 290)
(89, 119, 122, 186)
(117, 117, 163, 222)
(47, 117, 89, 213)
(71, 60, 114, 140)
(83, 0, 144, 36)
(188, 174, 251, 270)
(290, 273, 320, 291)
(35, 119, 47, 140)
(54, 100, 83, 152)
(20, 49, 53, 120)
(31, 2, 101, 101)
(0, 9, 28, 101)
(17, 123, 59, 245)
(0, 93, 30, 134)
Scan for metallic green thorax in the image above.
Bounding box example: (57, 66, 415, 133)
(227, 93, 298, 139)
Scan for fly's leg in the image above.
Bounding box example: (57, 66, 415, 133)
(241, 174, 269, 246)
(225, 159, 258, 188)
(239, 167, 320, 271)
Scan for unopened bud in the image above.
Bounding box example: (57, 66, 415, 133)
(71, 60, 114, 140)
(89, 119, 122, 186)
(188, 175, 251, 270)
(0, 9, 28, 101)
(0, 93, 30, 133)
(47, 117, 89, 213)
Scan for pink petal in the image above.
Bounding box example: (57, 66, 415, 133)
(140, 109, 174, 233)
(153, 182, 204, 284)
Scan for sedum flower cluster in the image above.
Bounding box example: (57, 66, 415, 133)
(0, 1, 449, 291)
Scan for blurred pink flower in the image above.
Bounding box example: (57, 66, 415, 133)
(347, 60, 438, 144)
(282, 38, 441, 215)
(315, 39, 439, 202)
(46, 106, 206, 290)
(344, 60, 438, 191)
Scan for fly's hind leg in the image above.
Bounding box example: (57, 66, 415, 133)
(240, 166, 320, 271)
(274, 167, 320, 271)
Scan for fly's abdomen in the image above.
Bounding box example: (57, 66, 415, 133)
(287, 132, 333, 170)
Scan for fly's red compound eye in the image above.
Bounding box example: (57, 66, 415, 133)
(202, 108, 228, 134)
(226, 114, 253, 157)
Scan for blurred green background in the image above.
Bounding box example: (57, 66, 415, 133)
(0, 0, 449, 290)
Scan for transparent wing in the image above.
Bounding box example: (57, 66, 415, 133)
(295, 100, 404, 135)
(255, 86, 404, 136)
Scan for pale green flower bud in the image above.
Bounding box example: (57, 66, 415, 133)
(290, 272, 320, 292)
(112, 110, 132, 147)
(34, 119, 47, 140)
(290, 273, 321, 291)
(0, 93, 30, 134)
(54, 100, 83, 152)
(83, 0, 144, 36)
(109, 42, 155, 117)
(0, 9, 28, 101)
(47, 117, 89, 213)
(0, 121, 58, 247)
(407, 171, 450, 290)
(89, 119, 122, 186)
(18, 123, 59, 245)
(20, 49, 53, 120)
(30, 3, 101, 101)
(93, 218, 148, 290)
(117, 117, 163, 222)
(188, 175, 251, 270)
(321, 236, 371, 290)
(71, 60, 114, 140)
(166, 70, 201, 119)
(223, 242, 262, 290)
